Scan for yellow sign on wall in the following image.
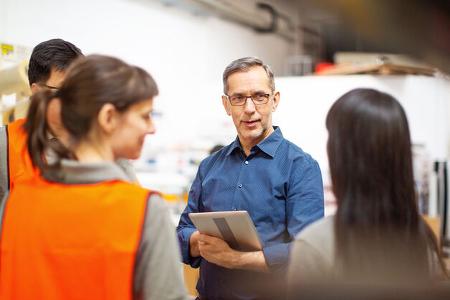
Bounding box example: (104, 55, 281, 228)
(1, 44, 14, 56)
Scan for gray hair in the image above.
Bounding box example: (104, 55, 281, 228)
(222, 57, 275, 94)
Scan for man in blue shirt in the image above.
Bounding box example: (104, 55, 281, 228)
(177, 57, 324, 299)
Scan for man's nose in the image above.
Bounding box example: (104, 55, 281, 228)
(243, 97, 256, 113)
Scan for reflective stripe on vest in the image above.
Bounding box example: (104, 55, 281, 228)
(0, 178, 151, 300)
(4, 118, 38, 191)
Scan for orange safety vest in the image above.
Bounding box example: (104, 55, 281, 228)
(5, 118, 39, 190)
(0, 176, 152, 300)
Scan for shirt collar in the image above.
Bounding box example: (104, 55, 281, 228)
(225, 126, 283, 158)
(225, 138, 242, 156)
(44, 159, 132, 184)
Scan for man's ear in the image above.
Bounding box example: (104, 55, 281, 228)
(272, 91, 280, 112)
(47, 98, 62, 132)
(222, 96, 231, 116)
(97, 103, 119, 133)
(47, 98, 71, 146)
(30, 83, 40, 95)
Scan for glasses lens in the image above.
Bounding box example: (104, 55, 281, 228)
(230, 95, 245, 106)
(228, 93, 271, 106)
(253, 93, 270, 104)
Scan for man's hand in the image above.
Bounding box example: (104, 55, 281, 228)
(198, 234, 269, 272)
(198, 234, 237, 268)
(189, 231, 201, 257)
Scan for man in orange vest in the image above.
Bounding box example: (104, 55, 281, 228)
(0, 38, 83, 201)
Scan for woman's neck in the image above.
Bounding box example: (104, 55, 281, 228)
(73, 141, 114, 163)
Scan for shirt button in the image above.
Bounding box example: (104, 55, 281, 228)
(244, 161, 249, 165)
(238, 184, 243, 188)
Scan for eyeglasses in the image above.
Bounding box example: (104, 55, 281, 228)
(39, 83, 59, 91)
(226, 93, 271, 106)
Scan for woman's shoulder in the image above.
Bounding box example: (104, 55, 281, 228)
(294, 215, 335, 260)
(289, 216, 336, 283)
(297, 215, 335, 242)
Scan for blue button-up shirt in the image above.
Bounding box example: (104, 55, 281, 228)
(177, 127, 324, 299)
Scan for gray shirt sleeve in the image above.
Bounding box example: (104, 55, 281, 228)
(288, 216, 335, 289)
(0, 126, 9, 203)
(288, 239, 330, 285)
(134, 194, 189, 300)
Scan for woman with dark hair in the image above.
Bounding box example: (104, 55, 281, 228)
(0, 55, 187, 300)
(288, 88, 447, 290)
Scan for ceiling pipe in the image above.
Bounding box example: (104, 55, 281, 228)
(253, 3, 278, 33)
(179, 0, 296, 42)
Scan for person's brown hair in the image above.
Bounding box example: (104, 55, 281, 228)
(25, 54, 158, 172)
(326, 88, 447, 283)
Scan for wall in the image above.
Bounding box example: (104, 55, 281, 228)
(274, 75, 450, 216)
(275, 75, 450, 171)
(0, 0, 296, 147)
(2, 0, 450, 205)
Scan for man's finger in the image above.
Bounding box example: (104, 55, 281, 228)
(202, 234, 223, 244)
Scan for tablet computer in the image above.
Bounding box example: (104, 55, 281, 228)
(189, 210, 262, 251)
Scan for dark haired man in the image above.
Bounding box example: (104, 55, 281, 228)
(177, 57, 324, 299)
(0, 39, 82, 201)
(28, 38, 82, 94)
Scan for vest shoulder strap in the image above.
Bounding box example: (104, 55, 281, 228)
(0, 125, 9, 203)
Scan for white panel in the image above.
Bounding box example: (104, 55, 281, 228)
(0, 0, 294, 163)
(274, 75, 450, 176)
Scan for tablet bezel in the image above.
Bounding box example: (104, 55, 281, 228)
(189, 210, 262, 251)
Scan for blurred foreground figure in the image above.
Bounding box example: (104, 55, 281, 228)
(288, 88, 449, 299)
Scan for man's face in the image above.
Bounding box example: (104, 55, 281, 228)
(30, 68, 65, 95)
(222, 66, 280, 149)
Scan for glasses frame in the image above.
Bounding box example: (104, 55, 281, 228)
(225, 92, 272, 106)
(38, 83, 59, 91)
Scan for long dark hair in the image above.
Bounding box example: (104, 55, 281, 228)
(25, 54, 158, 173)
(326, 88, 446, 283)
